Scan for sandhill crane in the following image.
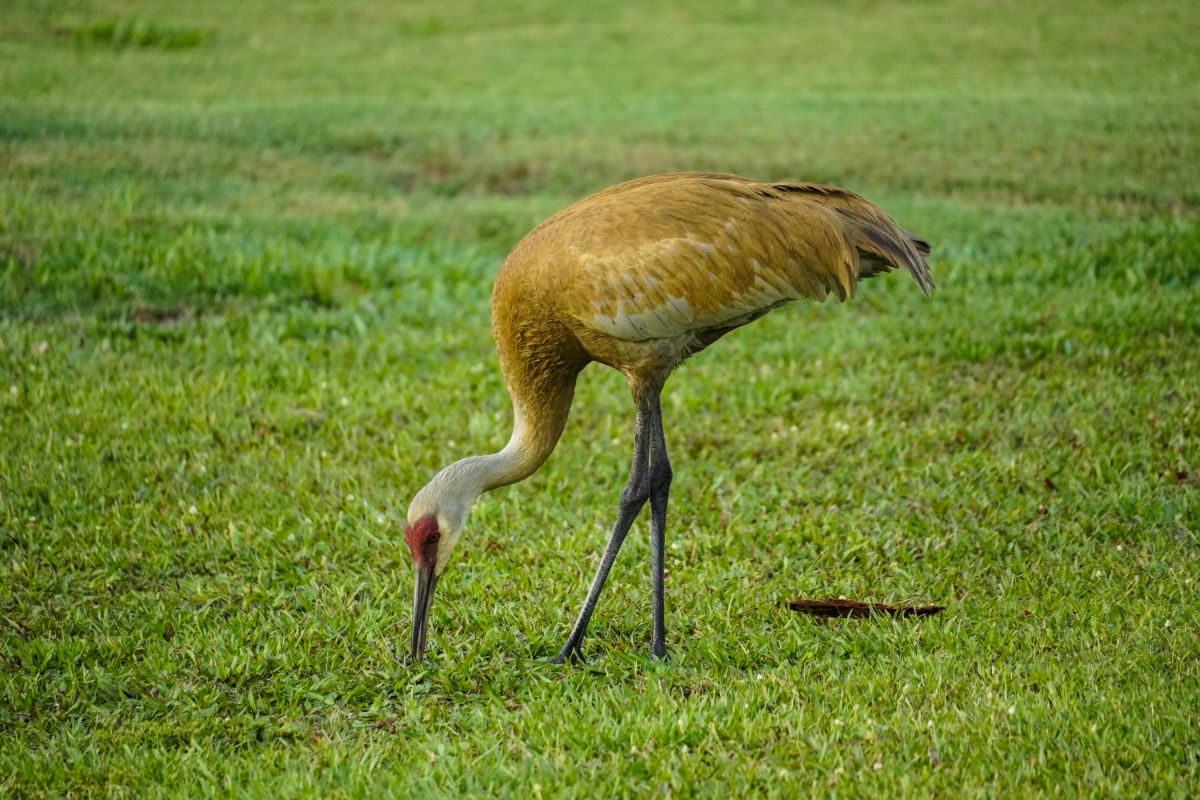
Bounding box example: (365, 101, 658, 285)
(405, 171, 932, 663)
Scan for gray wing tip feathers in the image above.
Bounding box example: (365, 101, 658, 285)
(851, 214, 935, 296)
(907, 234, 934, 296)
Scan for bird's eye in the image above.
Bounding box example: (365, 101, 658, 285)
(429, 532, 440, 543)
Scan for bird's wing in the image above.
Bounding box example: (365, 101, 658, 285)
(551, 173, 927, 342)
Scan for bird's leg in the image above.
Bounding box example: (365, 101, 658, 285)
(552, 404, 653, 664)
(646, 396, 672, 660)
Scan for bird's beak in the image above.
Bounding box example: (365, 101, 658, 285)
(408, 560, 439, 663)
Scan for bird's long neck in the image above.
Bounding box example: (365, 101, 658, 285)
(415, 369, 579, 522)
(465, 387, 575, 494)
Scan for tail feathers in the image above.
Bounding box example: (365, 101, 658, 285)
(849, 216, 935, 296)
(773, 182, 934, 296)
(910, 234, 932, 257)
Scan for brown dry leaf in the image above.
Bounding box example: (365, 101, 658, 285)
(787, 598, 945, 617)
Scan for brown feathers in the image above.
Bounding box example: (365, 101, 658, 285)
(514, 172, 933, 351)
(763, 180, 933, 295)
(489, 171, 933, 463)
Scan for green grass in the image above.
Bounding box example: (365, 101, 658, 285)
(2, 0, 1198, 796)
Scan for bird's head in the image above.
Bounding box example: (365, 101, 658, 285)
(403, 468, 477, 662)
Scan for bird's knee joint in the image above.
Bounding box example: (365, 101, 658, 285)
(620, 483, 650, 509)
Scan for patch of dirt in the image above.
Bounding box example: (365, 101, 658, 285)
(129, 304, 196, 326)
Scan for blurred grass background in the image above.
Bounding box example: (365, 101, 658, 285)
(1, 0, 1198, 796)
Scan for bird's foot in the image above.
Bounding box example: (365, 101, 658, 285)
(651, 641, 669, 661)
(551, 642, 586, 665)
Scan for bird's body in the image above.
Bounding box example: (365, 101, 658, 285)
(405, 172, 932, 662)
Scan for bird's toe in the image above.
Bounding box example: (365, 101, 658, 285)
(551, 644, 586, 665)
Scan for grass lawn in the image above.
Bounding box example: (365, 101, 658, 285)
(2, 0, 1198, 796)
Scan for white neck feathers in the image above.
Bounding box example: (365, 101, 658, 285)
(407, 405, 542, 534)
